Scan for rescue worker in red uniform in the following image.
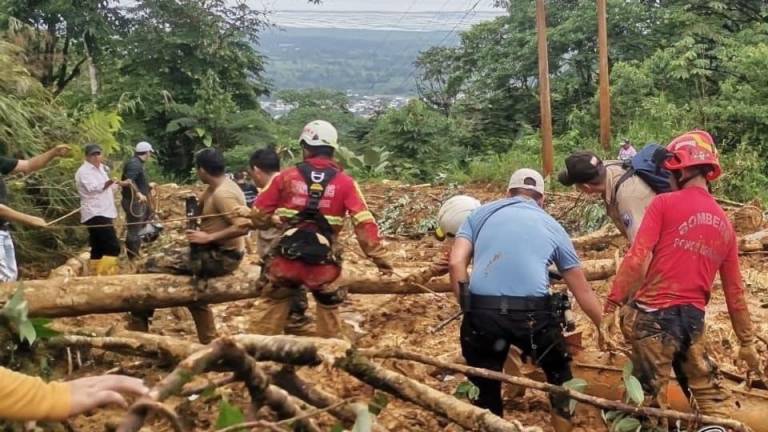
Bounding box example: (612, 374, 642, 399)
(244, 120, 392, 337)
(602, 131, 763, 426)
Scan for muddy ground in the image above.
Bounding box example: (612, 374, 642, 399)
(31, 181, 768, 431)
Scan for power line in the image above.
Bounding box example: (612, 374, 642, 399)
(394, 0, 482, 94)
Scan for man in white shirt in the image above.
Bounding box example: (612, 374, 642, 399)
(75, 144, 129, 275)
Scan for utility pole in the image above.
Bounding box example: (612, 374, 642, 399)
(535, 0, 554, 177)
(597, 0, 611, 150)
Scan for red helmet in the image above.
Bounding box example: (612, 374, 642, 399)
(663, 130, 721, 181)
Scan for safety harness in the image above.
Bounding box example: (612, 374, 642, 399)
(276, 162, 338, 264)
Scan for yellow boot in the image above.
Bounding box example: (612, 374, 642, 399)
(88, 259, 101, 276)
(315, 304, 344, 339)
(251, 297, 292, 335)
(96, 256, 120, 276)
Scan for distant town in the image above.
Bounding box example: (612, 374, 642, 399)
(261, 93, 412, 118)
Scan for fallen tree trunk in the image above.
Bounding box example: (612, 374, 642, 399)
(571, 224, 623, 249)
(5, 259, 619, 318)
(47, 251, 91, 279)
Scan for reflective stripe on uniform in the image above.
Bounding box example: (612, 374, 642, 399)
(352, 210, 374, 225)
(325, 215, 344, 226)
(275, 208, 299, 219)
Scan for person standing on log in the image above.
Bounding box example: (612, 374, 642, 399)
(0, 144, 70, 281)
(404, 195, 480, 285)
(242, 120, 392, 338)
(449, 168, 603, 432)
(246, 148, 311, 333)
(75, 144, 126, 276)
(601, 131, 762, 426)
(557, 150, 657, 243)
(121, 141, 154, 260)
(133, 148, 250, 343)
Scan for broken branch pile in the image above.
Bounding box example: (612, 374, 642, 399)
(47, 331, 756, 432)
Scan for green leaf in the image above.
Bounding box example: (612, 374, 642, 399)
(194, 127, 206, 137)
(563, 378, 587, 393)
(215, 398, 245, 429)
(330, 423, 345, 432)
(203, 134, 213, 147)
(613, 417, 641, 432)
(368, 391, 389, 415)
(18, 320, 36, 344)
(31, 318, 59, 340)
(622, 361, 633, 384)
(625, 376, 645, 406)
(453, 381, 480, 401)
(602, 410, 624, 423)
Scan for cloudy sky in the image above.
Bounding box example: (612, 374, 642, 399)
(255, 0, 503, 12)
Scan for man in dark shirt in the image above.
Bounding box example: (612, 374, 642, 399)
(0, 145, 71, 281)
(121, 141, 154, 259)
(234, 171, 258, 208)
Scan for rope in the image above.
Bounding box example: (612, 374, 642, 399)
(44, 210, 239, 230)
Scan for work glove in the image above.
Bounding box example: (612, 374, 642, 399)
(739, 343, 764, 377)
(599, 301, 622, 353)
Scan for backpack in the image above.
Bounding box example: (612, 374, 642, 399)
(611, 143, 672, 204)
(276, 163, 338, 265)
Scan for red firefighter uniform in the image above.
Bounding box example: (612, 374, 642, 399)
(248, 156, 388, 337)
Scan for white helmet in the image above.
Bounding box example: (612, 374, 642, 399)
(299, 120, 338, 149)
(436, 195, 481, 239)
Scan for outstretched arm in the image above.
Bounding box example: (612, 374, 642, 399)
(13, 145, 70, 174)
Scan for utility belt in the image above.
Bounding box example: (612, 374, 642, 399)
(460, 283, 574, 331)
(465, 293, 553, 313)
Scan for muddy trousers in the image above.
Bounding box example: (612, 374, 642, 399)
(460, 309, 572, 422)
(622, 304, 732, 421)
(251, 282, 345, 338)
(128, 246, 243, 344)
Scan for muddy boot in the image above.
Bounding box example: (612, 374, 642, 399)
(285, 312, 314, 336)
(88, 259, 101, 276)
(251, 297, 292, 335)
(315, 304, 343, 339)
(96, 256, 120, 276)
(126, 312, 151, 332)
(188, 303, 218, 344)
(550, 414, 573, 432)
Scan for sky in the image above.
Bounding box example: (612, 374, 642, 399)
(254, 0, 503, 12)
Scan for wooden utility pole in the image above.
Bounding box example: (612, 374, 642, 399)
(597, 0, 611, 150)
(535, 0, 554, 176)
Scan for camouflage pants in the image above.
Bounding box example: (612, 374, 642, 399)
(621, 304, 733, 422)
(130, 246, 243, 343)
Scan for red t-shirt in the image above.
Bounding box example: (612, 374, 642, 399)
(608, 187, 747, 313)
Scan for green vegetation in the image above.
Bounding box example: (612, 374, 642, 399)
(1, 0, 768, 266)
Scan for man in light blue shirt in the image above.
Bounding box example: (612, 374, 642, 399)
(449, 168, 602, 432)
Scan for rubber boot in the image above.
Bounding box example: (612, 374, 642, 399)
(88, 259, 101, 276)
(550, 414, 573, 432)
(251, 297, 292, 335)
(96, 256, 120, 276)
(315, 303, 343, 339)
(188, 303, 218, 344)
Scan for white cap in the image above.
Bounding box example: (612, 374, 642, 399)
(135, 141, 154, 153)
(508, 168, 545, 195)
(299, 120, 338, 149)
(437, 195, 481, 238)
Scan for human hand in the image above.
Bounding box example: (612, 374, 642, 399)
(27, 216, 48, 228)
(67, 375, 148, 417)
(739, 343, 764, 376)
(599, 309, 621, 353)
(235, 206, 252, 218)
(186, 230, 212, 245)
(52, 144, 71, 158)
(136, 192, 147, 203)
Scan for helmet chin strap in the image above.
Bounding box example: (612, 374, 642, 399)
(673, 166, 712, 190)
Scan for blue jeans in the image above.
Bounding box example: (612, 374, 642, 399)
(0, 231, 18, 282)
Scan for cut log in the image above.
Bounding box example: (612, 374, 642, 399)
(739, 229, 768, 253)
(47, 251, 91, 279)
(571, 224, 623, 249)
(4, 259, 619, 318)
